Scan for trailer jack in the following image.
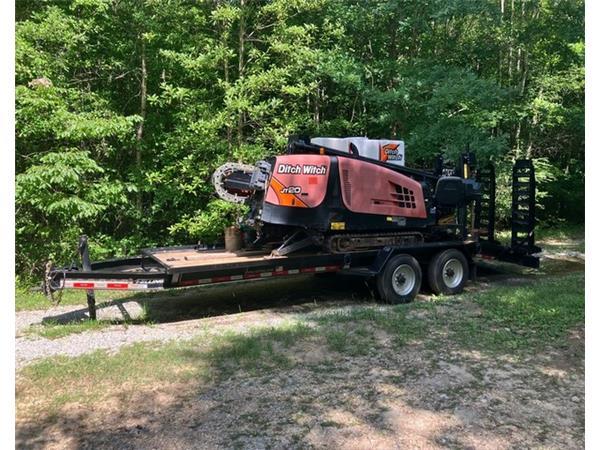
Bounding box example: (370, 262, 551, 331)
(78, 235, 97, 320)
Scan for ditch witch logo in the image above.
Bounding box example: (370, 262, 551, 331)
(379, 143, 403, 162)
(277, 164, 328, 175)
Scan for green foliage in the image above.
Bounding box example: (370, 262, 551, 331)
(16, 150, 128, 275)
(169, 200, 248, 244)
(16, 0, 584, 278)
(494, 156, 562, 226)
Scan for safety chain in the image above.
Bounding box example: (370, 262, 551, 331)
(43, 260, 64, 306)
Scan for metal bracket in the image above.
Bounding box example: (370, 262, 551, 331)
(272, 230, 321, 256)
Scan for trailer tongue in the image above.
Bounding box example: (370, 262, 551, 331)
(44, 137, 541, 318)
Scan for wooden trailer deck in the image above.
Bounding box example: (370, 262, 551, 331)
(146, 248, 280, 270)
(139, 246, 351, 280)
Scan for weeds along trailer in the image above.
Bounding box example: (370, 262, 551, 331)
(44, 137, 540, 318)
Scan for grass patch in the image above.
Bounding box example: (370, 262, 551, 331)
(312, 305, 430, 348)
(23, 304, 154, 339)
(15, 287, 138, 311)
(323, 325, 373, 356)
(496, 224, 584, 252)
(18, 339, 208, 415)
(206, 321, 313, 375)
(320, 420, 343, 428)
(15, 283, 189, 312)
(20, 340, 200, 386)
(450, 272, 584, 353)
(17, 321, 314, 414)
(25, 319, 116, 340)
(536, 224, 584, 242)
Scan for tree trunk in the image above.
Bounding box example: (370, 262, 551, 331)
(219, 0, 232, 156)
(520, 52, 528, 96)
(499, 0, 504, 85)
(136, 37, 147, 213)
(527, 92, 540, 160)
(519, 2, 528, 96)
(515, 119, 522, 156)
(314, 85, 320, 126)
(237, 0, 245, 153)
(508, 0, 515, 85)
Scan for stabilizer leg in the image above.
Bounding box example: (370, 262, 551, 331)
(78, 235, 97, 320)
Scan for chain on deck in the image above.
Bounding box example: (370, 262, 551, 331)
(325, 232, 424, 253)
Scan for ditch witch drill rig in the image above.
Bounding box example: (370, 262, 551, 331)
(45, 136, 540, 317)
(212, 136, 540, 263)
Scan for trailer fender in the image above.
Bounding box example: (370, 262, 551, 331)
(367, 246, 399, 276)
(366, 243, 477, 278)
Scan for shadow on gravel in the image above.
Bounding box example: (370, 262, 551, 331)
(17, 294, 585, 450)
(40, 274, 378, 326)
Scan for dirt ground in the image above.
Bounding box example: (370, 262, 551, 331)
(16, 322, 584, 449)
(15, 246, 585, 449)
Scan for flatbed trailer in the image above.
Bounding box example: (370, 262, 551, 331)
(45, 233, 539, 320)
(45, 236, 486, 318)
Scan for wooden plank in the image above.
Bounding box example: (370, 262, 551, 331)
(148, 248, 283, 269)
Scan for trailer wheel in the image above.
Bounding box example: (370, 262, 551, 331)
(428, 249, 469, 295)
(376, 254, 421, 304)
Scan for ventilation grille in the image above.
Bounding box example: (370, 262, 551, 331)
(393, 185, 416, 209)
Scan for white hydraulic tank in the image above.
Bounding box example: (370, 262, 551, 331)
(310, 137, 405, 166)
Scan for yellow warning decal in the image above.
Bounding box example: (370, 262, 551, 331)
(330, 222, 346, 230)
(438, 214, 456, 225)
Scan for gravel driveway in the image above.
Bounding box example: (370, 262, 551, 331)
(15, 276, 368, 369)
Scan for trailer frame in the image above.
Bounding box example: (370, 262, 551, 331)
(47, 236, 500, 318)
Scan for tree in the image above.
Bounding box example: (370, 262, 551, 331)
(15, 0, 585, 278)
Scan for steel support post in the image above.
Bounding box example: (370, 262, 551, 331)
(78, 235, 97, 320)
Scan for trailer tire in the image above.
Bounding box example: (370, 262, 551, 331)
(428, 249, 469, 295)
(376, 254, 421, 304)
